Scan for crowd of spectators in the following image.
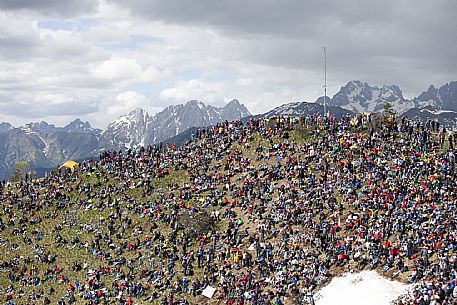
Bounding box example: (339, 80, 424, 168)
(0, 113, 456, 305)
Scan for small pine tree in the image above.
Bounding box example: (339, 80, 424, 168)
(383, 103, 396, 128)
(10, 161, 28, 182)
(383, 102, 395, 115)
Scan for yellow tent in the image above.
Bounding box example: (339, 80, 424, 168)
(60, 160, 79, 172)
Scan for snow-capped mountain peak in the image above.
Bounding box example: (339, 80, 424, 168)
(1, 81, 457, 179)
(320, 80, 413, 114)
(185, 100, 206, 110)
(223, 99, 251, 118)
(413, 81, 457, 111)
(107, 108, 149, 128)
(100, 100, 251, 150)
(101, 108, 150, 148)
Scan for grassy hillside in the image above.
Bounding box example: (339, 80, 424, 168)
(0, 115, 455, 305)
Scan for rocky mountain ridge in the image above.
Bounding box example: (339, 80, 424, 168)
(264, 101, 354, 118)
(1, 80, 456, 179)
(0, 100, 251, 178)
(100, 99, 251, 150)
(316, 80, 457, 115)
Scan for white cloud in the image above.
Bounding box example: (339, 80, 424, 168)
(139, 66, 170, 83)
(160, 79, 224, 105)
(104, 90, 147, 116)
(90, 56, 143, 82)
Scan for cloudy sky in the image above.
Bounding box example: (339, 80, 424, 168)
(0, 0, 456, 128)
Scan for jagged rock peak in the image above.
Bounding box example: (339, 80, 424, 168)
(130, 107, 147, 115)
(0, 122, 14, 133)
(321, 80, 411, 114)
(184, 100, 206, 109)
(21, 121, 57, 134)
(101, 100, 251, 150)
(63, 119, 95, 133)
(226, 99, 241, 106)
(414, 81, 457, 111)
(222, 99, 251, 118)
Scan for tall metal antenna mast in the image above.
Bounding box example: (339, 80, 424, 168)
(322, 46, 327, 116)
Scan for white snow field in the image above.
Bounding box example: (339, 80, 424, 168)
(314, 271, 412, 305)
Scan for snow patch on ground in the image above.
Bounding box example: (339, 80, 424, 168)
(314, 271, 412, 305)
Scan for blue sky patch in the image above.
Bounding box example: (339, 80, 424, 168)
(38, 18, 98, 32)
(95, 34, 163, 50)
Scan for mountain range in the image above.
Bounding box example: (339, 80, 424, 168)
(316, 80, 457, 115)
(100, 99, 250, 150)
(1, 80, 456, 179)
(0, 100, 250, 179)
(264, 101, 354, 118)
